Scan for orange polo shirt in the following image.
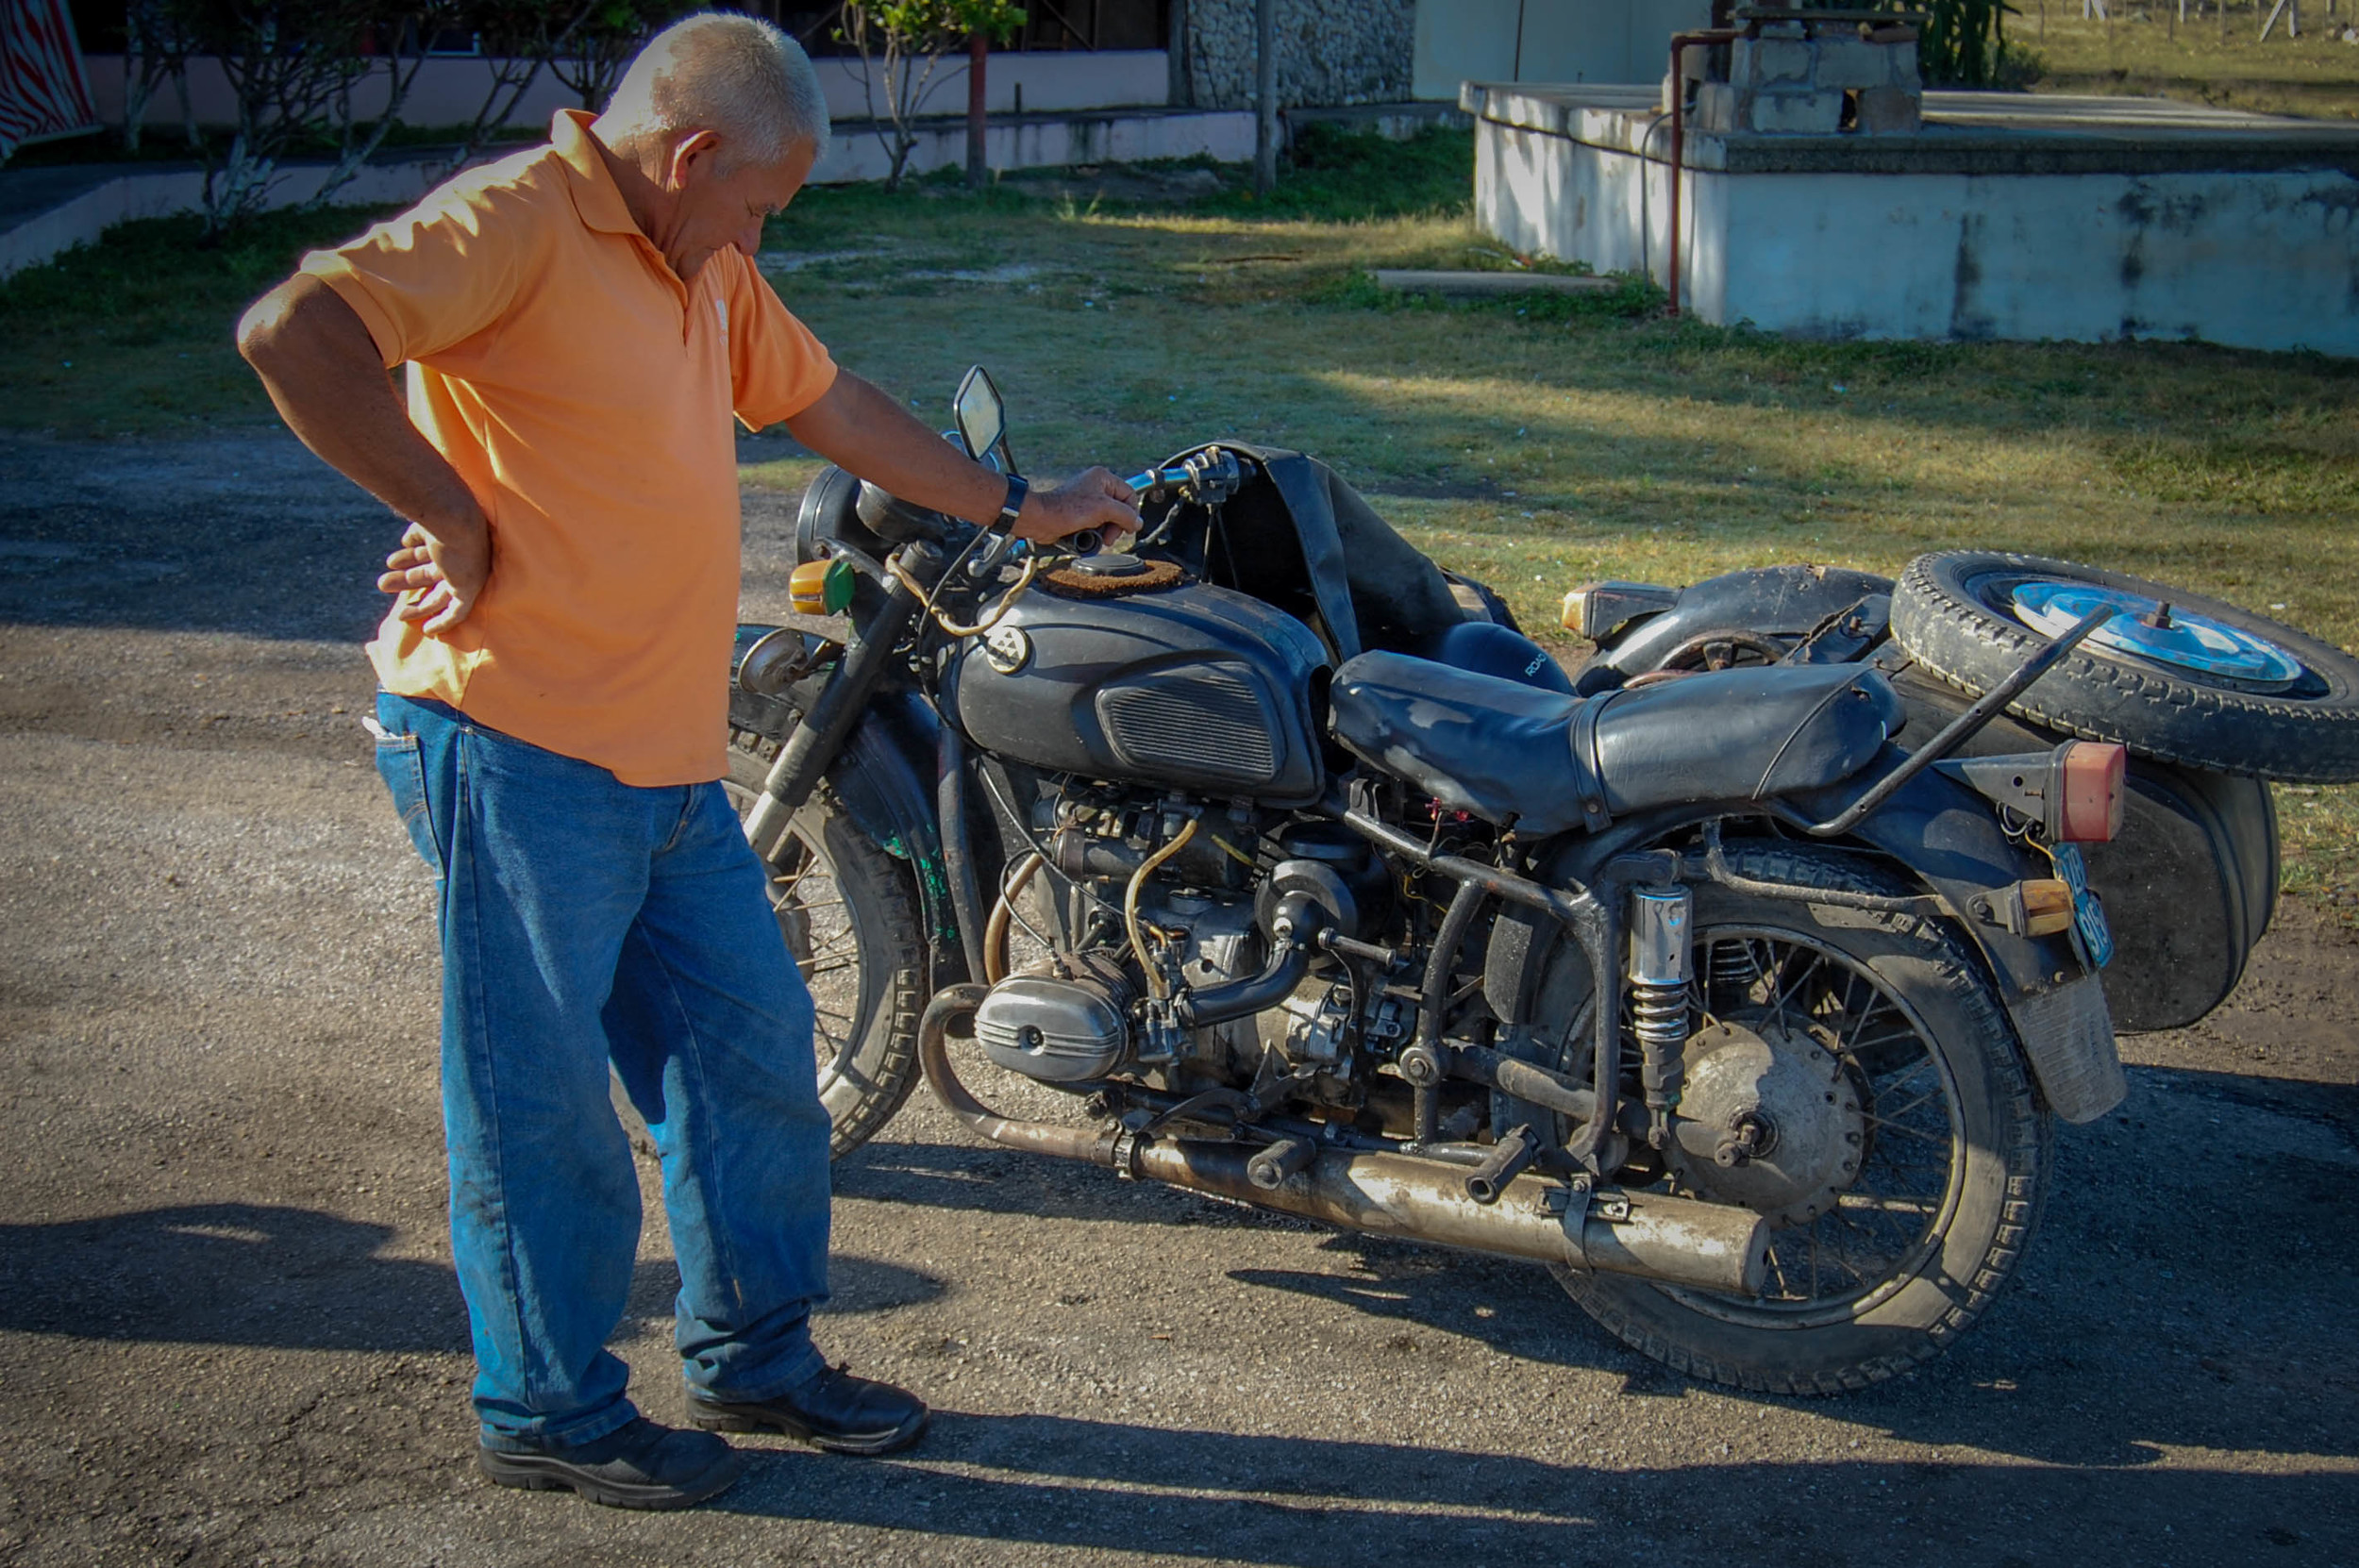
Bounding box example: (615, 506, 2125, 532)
(301, 109, 837, 786)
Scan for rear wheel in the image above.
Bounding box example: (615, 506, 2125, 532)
(725, 731, 928, 1159)
(1533, 844, 2051, 1393)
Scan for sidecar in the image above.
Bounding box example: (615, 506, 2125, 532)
(1559, 559, 2359, 1033)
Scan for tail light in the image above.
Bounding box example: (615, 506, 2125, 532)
(1938, 740, 2128, 844)
(2055, 742, 2127, 843)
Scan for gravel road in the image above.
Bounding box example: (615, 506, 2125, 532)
(3, 432, 2355, 1568)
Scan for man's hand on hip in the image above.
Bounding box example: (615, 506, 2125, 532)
(236, 275, 498, 635)
(379, 513, 492, 634)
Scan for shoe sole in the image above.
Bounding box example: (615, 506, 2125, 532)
(688, 1404, 929, 1458)
(477, 1446, 744, 1510)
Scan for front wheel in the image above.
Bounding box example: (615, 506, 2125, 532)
(725, 730, 929, 1159)
(1541, 843, 2052, 1394)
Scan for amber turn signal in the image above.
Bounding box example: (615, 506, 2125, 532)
(790, 558, 857, 617)
(2018, 878, 2078, 937)
(2055, 741, 2126, 843)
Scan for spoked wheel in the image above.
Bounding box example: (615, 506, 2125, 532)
(1534, 843, 2050, 1394)
(726, 732, 928, 1159)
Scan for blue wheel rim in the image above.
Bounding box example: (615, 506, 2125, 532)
(2009, 580, 2302, 688)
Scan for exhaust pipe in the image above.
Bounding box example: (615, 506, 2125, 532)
(919, 988, 1769, 1296)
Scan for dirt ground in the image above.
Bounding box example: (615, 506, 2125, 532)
(2, 431, 2355, 1568)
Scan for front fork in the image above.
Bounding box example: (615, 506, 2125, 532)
(742, 542, 942, 861)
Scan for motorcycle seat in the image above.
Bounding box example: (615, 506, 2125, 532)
(1328, 653, 1906, 836)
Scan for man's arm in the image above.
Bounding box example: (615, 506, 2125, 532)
(235, 275, 489, 633)
(783, 372, 1138, 542)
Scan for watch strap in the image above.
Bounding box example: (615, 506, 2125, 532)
(995, 472, 1029, 530)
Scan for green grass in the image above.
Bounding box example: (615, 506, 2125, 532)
(6, 127, 2353, 910)
(2016, 5, 2359, 117)
(0, 203, 398, 437)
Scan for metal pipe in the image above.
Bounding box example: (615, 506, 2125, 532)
(917, 986, 1769, 1295)
(1464, 1124, 1539, 1204)
(1800, 603, 2117, 838)
(919, 985, 1112, 1161)
(983, 851, 1045, 985)
(1418, 881, 1488, 1052)
(1175, 934, 1311, 1027)
(1665, 29, 1742, 319)
(937, 724, 990, 984)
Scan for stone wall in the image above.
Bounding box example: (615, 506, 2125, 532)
(1181, 0, 1415, 110)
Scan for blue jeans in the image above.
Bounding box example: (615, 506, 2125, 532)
(372, 692, 832, 1450)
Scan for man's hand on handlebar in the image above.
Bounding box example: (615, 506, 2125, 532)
(1014, 467, 1140, 545)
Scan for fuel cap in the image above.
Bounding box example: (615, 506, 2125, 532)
(1071, 553, 1148, 577)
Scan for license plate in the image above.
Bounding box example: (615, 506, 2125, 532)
(2049, 842, 2114, 970)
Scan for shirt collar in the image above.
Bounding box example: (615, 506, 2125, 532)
(551, 108, 642, 237)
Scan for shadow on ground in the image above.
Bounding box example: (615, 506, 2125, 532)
(0, 1201, 942, 1352)
(698, 1409, 2349, 1562)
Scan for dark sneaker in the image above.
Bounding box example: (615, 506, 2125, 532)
(477, 1417, 743, 1510)
(687, 1364, 929, 1456)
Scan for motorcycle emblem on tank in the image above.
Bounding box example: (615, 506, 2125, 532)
(982, 625, 1030, 675)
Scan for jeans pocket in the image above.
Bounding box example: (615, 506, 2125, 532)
(374, 729, 444, 879)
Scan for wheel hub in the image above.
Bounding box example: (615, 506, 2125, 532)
(1668, 1020, 1864, 1227)
(2009, 579, 2302, 688)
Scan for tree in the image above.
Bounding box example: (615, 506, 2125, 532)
(548, 0, 693, 112)
(1917, 0, 2016, 86)
(167, 0, 386, 233)
(121, 0, 199, 154)
(839, 0, 1025, 192)
(447, 0, 601, 164)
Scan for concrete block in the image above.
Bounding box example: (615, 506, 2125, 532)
(1748, 88, 1844, 134)
(1757, 19, 1807, 37)
(1733, 36, 1815, 88)
(1855, 84, 1923, 135)
(1693, 82, 1744, 134)
(1888, 42, 1922, 90)
(1815, 37, 1892, 91)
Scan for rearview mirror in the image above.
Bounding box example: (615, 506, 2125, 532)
(953, 364, 1014, 475)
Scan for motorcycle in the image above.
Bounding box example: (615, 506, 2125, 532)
(1561, 552, 2359, 1037)
(724, 367, 2159, 1395)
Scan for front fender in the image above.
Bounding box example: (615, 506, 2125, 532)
(730, 626, 962, 977)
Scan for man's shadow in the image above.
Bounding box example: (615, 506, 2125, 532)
(0, 1202, 940, 1353)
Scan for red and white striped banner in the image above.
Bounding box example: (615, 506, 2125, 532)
(0, 0, 100, 162)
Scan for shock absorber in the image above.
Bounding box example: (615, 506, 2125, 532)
(1628, 883, 1694, 1149)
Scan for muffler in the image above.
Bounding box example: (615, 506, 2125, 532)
(919, 988, 1769, 1297)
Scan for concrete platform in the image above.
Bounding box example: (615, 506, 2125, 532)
(1468, 81, 2359, 353)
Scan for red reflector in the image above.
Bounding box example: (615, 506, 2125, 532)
(2057, 742, 2126, 842)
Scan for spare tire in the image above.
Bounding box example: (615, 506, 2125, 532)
(1891, 551, 2359, 784)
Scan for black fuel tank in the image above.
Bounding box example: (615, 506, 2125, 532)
(945, 564, 1330, 803)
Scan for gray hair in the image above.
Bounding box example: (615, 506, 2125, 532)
(604, 11, 831, 171)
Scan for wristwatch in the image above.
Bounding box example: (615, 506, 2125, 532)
(995, 473, 1029, 531)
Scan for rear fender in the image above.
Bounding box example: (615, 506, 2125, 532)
(1483, 760, 2124, 1123)
(1782, 754, 2124, 1122)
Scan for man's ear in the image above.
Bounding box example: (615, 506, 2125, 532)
(665, 128, 725, 190)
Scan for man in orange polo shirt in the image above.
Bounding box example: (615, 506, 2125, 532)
(236, 12, 1135, 1510)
